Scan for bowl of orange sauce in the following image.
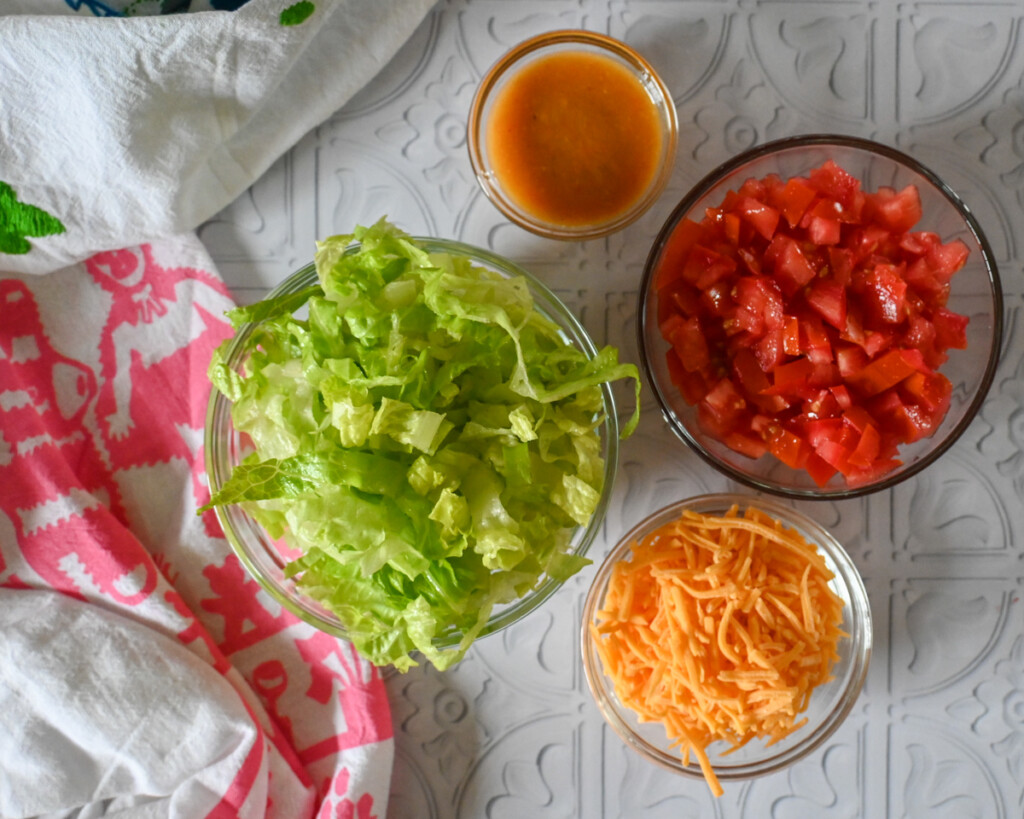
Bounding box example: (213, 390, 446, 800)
(468, 30, 678, 240)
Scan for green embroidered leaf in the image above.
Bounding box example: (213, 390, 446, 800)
(0, 181, 66, 255)
(280, 0, 314, 25)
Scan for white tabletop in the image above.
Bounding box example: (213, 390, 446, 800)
(199, 2, 1024, 816)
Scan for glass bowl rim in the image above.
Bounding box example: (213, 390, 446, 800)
(637, 133, 1005, 500)
(580, 491, 873, 781)
(467, 28, 679, 240)
(204, 235, 622, 648)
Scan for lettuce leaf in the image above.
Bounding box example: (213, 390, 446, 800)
(203, 219, 639, 671)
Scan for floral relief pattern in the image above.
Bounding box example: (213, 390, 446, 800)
(954, 635, 1024, 807)
(195, 0, 1024, 816)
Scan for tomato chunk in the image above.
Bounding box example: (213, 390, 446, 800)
(655, 157, 972, 488)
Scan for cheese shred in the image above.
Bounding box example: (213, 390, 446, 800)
(591, 504, 846, 798)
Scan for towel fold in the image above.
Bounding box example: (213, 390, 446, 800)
(0, 589, 288, 818)
(0, 0, 436, 275)
(0, 1, 437, 814)
(0, 234, 399, 817)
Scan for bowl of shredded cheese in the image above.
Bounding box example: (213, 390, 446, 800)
(581, 493, 871, 797)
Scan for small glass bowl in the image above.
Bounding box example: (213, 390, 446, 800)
(205, 238, 620, 654)
(581, 493, 871, 786)
(467, 29, 678, 240)
(638, 135, 1003, 499)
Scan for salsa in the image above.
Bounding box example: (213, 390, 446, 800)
(654, 160, 970, 487)
(485, 50, 664, 227)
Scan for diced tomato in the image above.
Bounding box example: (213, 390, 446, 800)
(805, 277, 848, 330)
(902, 313, 940, 367)
(830, 384, 853, 409)
(696, 401, 731, 441)
(807, 215, 841, 246)
(861, 263, 908, 325)
(926, 239, 970, 282)
(702, 377, 748, 426)
(840, 405, 872, 433)
(933, 306, 969, 350)
(804, 417, 847, 450)
(683, 245, 738, 289)
(770, 235, 818, 292)
(734, 276, 784, 336)
(804, 197, 847, 224)
(735, 196, 781, 241)
(662, 280, 700, 320)
(805, 452, 839, 486)
(653, 158, 970, 488)
(899, 231, 940, 256)
(752, 325, 784, 373)
(893, 402, 943, 442)
(815, 438, 855, 474)
(845, 457, 902, 487)
(865, 184, 922, 233)
(782, 315, 801, 356)
(828, 246, 855, 284)
(700, 281, 735, 320)
(655, 218, 703, 291)
(840, 304, 865, 347)
(723, 430, 769, 459)
(731, 348, 788, 413)
(737, 247, 763, 276)
(737, 175, 768, 201)
(666, 314, 711, 373)
(666, 349, 711, 404)
(808, 360, 840, 388)
(808, 160, 862, 211)
(899, 346, 929, 373)
(766, 357, 814, 396)
(847, 348, 921, 396)
(846, 224, 890, 265)
(846, 423, 881, 468)
(835, 344, 868, 378)
(862, 328, 897, 358)
(901, 370, 952, 414)
(768, 427, 811, 469)
(799, 316, 834, 364)
(802, 388, 841, 420)
(771, 177, 819, 227)
(904, 256, 951, 308)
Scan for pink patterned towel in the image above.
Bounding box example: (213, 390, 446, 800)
(0, 234, 393, 818)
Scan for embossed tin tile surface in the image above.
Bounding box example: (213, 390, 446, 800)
(199, 1, 1024, 816)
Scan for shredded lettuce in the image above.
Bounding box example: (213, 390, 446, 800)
(203, 219, 640, 671)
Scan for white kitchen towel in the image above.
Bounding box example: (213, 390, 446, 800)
(0, 0, 436, 275)
(0, 2, 435, 815)
(0, 589, 276, 818)
(0, 234, 398, 818)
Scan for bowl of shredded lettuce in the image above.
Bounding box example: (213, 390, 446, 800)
(202, 220, 639, 671)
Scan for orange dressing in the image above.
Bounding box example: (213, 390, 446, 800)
(485, 50, 665, 227)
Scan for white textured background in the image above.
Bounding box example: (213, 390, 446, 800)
(199, 1, 1024, 816)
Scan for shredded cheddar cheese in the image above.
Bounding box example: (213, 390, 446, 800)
(591, 504, 846, 798)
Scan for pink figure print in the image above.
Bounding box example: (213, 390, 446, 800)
(0, 279, 156, 605)
(85, 244, 234, 535)
(251, 658, 297, 746)
(315, 767, 378, 819)
(200, 553, 299, 655)
(295, 630, 392, 766)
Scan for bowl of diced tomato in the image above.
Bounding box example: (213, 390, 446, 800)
(639, 134, 1003, 498)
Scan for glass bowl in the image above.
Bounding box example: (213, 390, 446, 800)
(467, 29, 678, 240)
(638, 134, 1003, 499)
(205, 237, 620, 658)
(581, 493, 871, 788)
